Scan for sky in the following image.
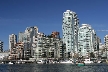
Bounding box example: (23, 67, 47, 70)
(0, 0, 108, 50)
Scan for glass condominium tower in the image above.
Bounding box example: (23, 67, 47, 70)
(62, 10, 79, 57)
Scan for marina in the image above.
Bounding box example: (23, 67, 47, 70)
(0, 58, 105, 65)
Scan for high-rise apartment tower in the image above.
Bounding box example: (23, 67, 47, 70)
(62, 10, 79, 57)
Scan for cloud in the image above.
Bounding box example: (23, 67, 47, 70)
(93, 24, 105, 27)
(96, 30, 108, 31)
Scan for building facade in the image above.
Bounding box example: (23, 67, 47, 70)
(18, 26, 39, 59)
(51, 31, 60, 39)
(0, 40, 3, 52)
(99, 43, 105, 57)
(78, 24, 96, 57)
(104, 35, 108, 58)
(9, 34, 17, 53)
(62, 10, 79, 58)
(32, 32, 44, 60)
(32, 33, 65, 60)
(8, 34, 17, 59)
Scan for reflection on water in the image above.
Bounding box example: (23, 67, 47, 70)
(0, 63, 108, 72)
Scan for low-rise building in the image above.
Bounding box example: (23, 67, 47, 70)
(32, 33, 65, 60)
(0, 52, 9, 60)
(8, 42, 24, 60)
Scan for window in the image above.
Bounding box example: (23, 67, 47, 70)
(67, 41, 70, 43)
(35, 36, 37, 38)
(86, 36, 88, 37)
(68, 17, 70, 19)
(81, 36, 82, 38)
(38, 38, 40, 40)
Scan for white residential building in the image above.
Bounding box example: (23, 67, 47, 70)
(78, 24, 96, 57)
(62, 10, 79, 58)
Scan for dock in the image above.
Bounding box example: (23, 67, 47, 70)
(2, 60, 35, 64)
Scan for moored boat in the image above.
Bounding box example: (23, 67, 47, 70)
(37, 60, 44, 64)
(60, 60, 73, 64)
(84, 58, 93, 64)
(77, 63, 85, 66)
(8, 62, 13, 64)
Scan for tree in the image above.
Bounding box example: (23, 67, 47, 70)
(90, 52, 95, 58)
(47, 35, 52, 38)
(73, 53, 79, 59)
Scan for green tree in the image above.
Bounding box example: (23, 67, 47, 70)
(90, 52, 95, 58)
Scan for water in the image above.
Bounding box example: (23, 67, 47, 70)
(0, 63, 108, 72)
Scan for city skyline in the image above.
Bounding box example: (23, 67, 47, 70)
(0, 0, 108, 50)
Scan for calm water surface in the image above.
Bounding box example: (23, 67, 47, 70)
(0, 63, 108, 72)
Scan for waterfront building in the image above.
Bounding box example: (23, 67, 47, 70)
(94, 36, 101, 51)
(33, 32, 65, 60)
(9, 34, 17, 60)
(93, 36, 101, 58)
(18, 26, 38, 59)
(0, 52, 9, 60)
(99, 43, 105, 57)
(78, 24, 96, 57)
(62, 10, 79, 58)
(104, 35, 108, 58)
(104, 35, 108, 49)
(9, 34, 17, 53)
(15, 42, 24, 59)
(94, 34, 98, 51)
(32, 32, 44, 60)
(0, 40, 3, 52)
(9, 42, 27, 60)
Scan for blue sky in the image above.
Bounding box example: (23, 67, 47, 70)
(0, 0, 108, 50)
